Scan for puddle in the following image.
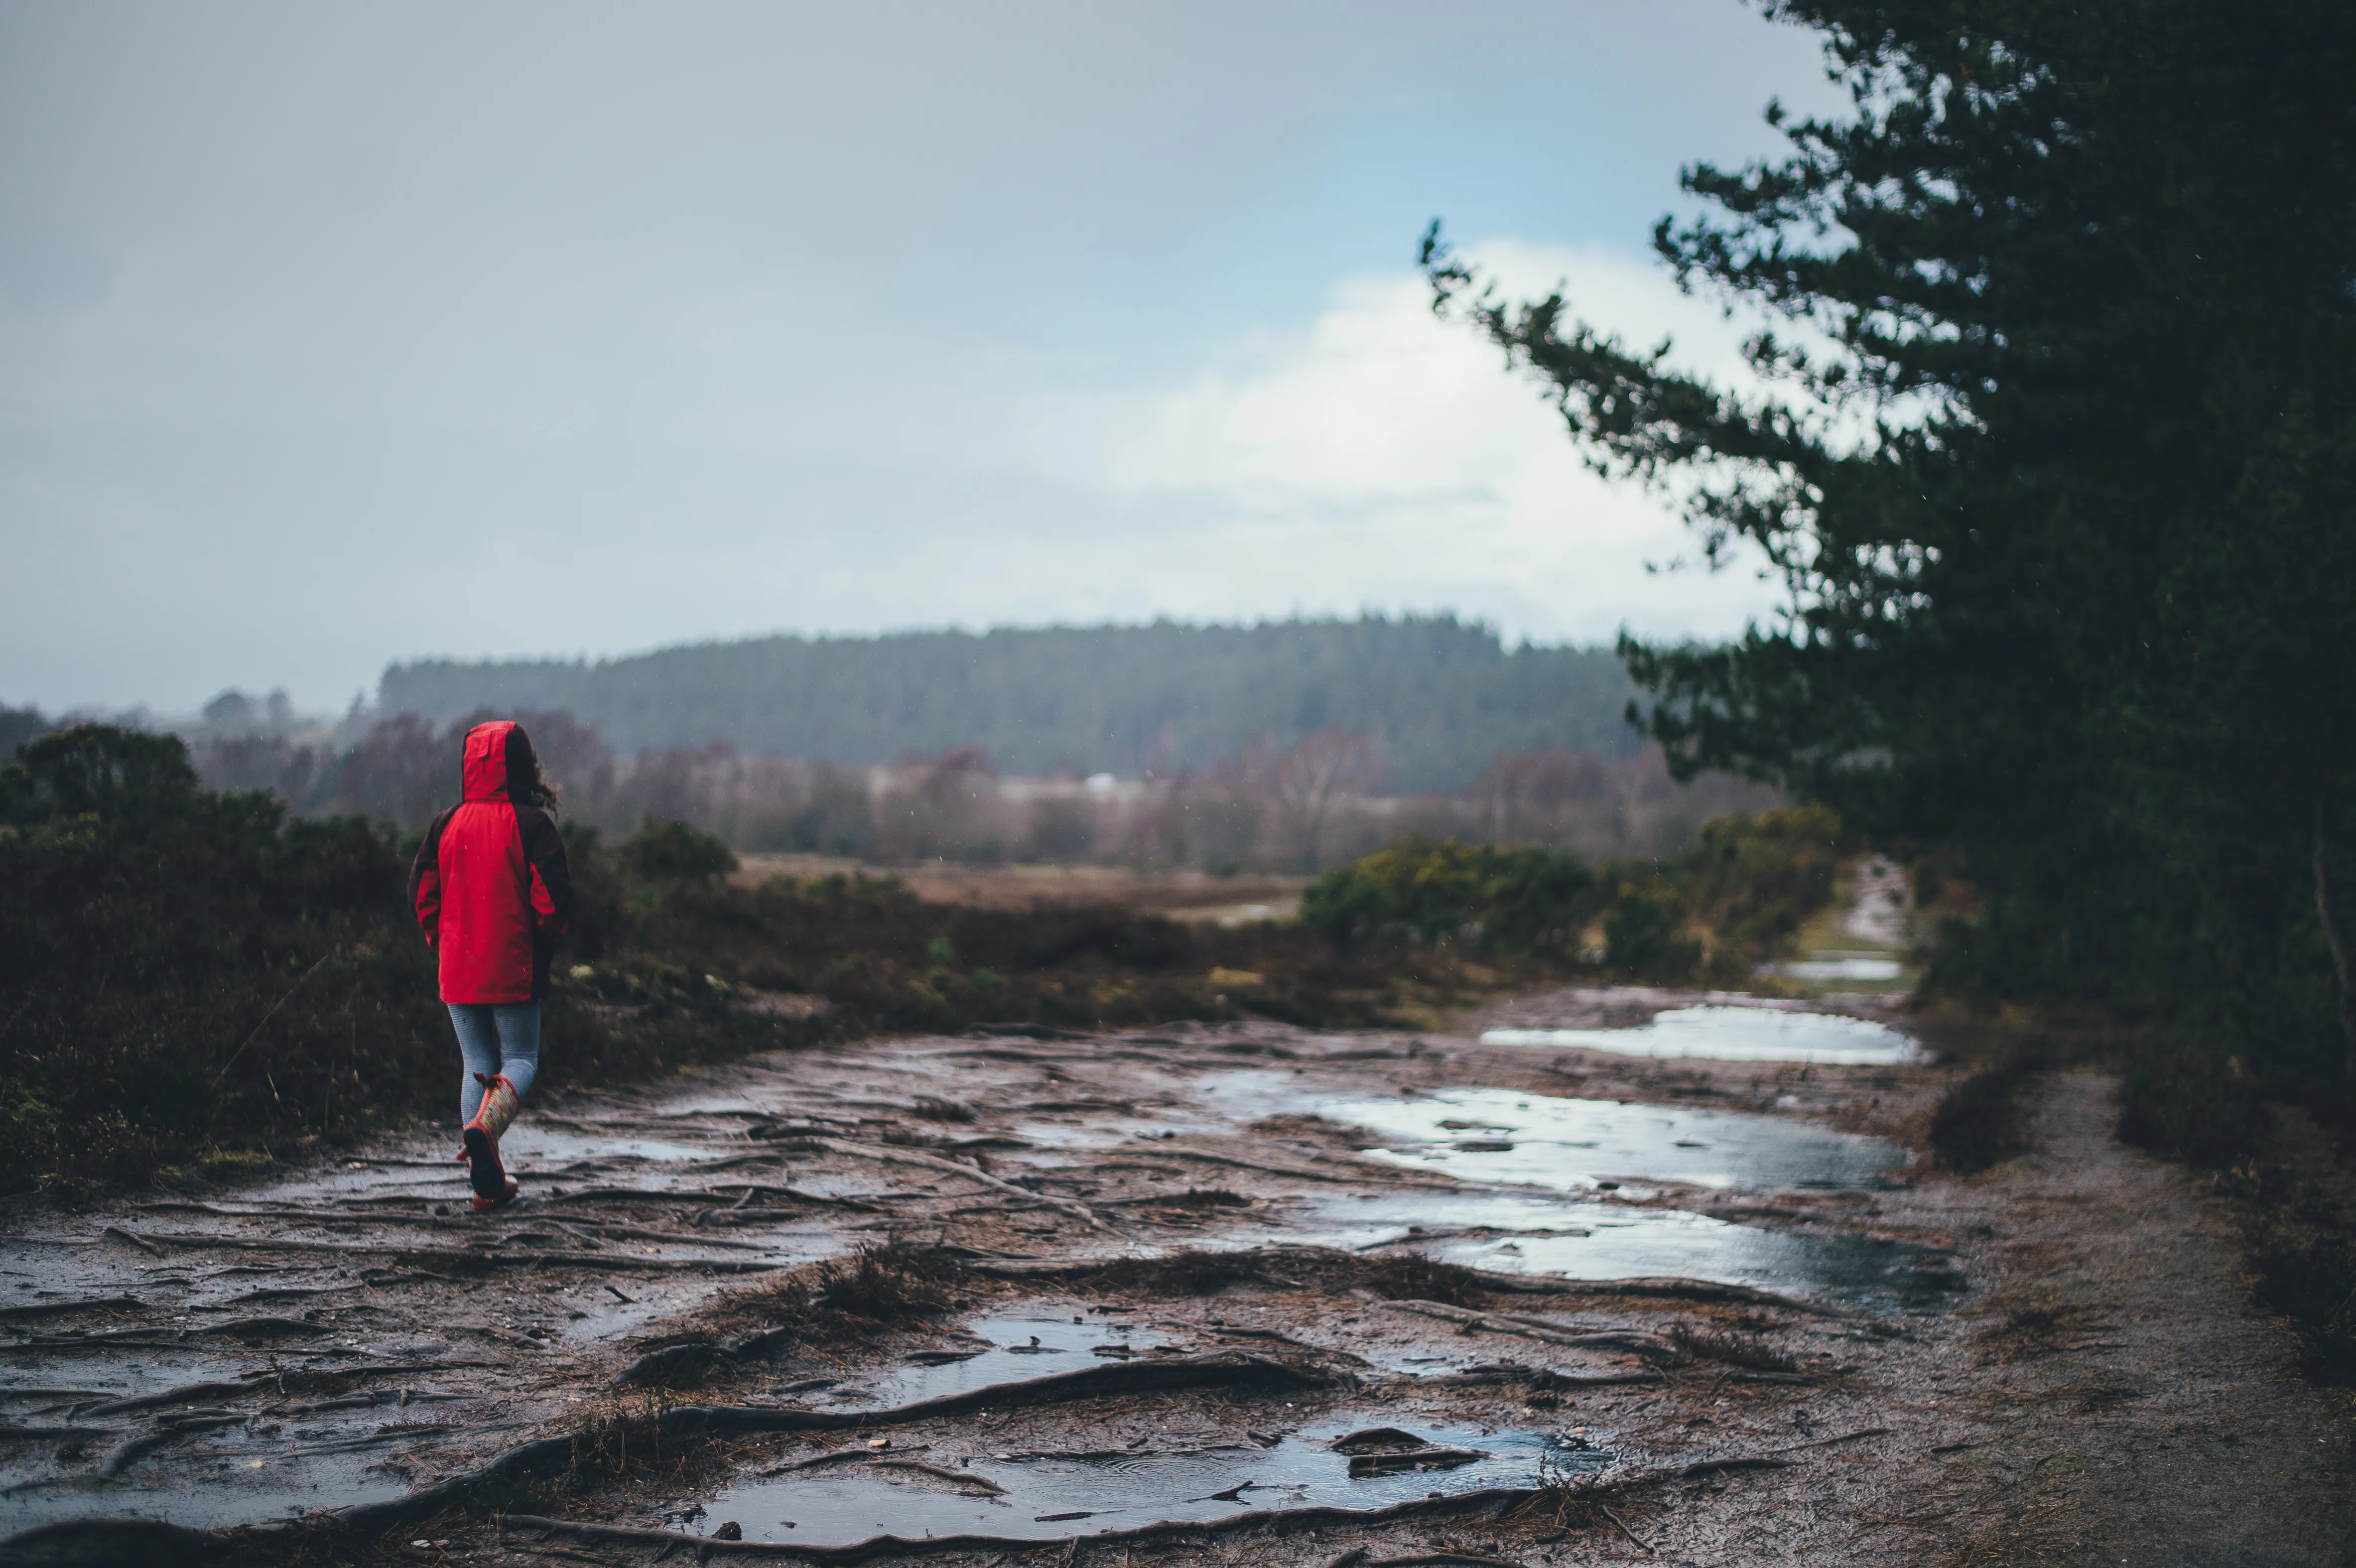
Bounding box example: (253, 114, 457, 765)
(1217, 1190, 1950, 1315)
(1424, 1217, 1958, 1310)
(1317, 1087, 1908, 1192)
(1764, 955, 1905, 982)
(814, 1314, 1186, 1411)
(4, 1012, 1942, 1546)
(0, 1338, 475, 1536)
(1480, 1006, 1926, 1065)
(691, 1414, 1602, 1547)
(0, 1447, 422, 1535)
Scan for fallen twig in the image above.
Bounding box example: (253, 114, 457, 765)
(1376, 1299, 1677, 1357)
(1597, 1501, 1654, 1554)
(810, 1139, 1109, 1231)
(867, 1457, 1005, 1494)
(1753, 1427, 1892, 1456)
(207, 948, 336, 1094)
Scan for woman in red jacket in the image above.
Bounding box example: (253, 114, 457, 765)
(405, 721, 574, 1210)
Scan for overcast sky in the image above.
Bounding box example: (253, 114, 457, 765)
(1, 1, 1841, 715)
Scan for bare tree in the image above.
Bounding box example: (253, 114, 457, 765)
(1265, 730, 1381, 871)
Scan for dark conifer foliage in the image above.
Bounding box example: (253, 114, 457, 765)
(379, 617, 1639, 795)
(1428, 0, 2356, 1075)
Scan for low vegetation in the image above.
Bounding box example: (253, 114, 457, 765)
(695, 1241, 970, 1350)
(0, 726, 1543, 1194)
(1928, 1043, 2052, 1175)
(2120, 1053, 2356, 1385)
(1300, 803, 1848, 982)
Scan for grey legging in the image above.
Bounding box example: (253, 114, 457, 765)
(447, 1001, 540, 1124)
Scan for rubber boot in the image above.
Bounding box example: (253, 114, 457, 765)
(463, 1071, 523, 1209)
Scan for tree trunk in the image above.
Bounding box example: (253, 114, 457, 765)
(2314, 772, 2356, 1081)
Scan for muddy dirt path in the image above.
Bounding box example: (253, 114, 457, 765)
(2, 997, 2348, 1566)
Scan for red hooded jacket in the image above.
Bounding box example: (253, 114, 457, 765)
(405, 722, 575, 1005)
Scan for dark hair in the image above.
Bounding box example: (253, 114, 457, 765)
(504, 726, 562, 813)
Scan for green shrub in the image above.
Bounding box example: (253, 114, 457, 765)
(1303, 807, 1847, 980)
(2117, 1051, 2271, 1170)
(617, 816, 740, 882)
(1669, 803, 1848, 964)
(1602, 878, 1701, 979)
(1300, 837, 1598, 954)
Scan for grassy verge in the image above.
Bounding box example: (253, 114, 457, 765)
(1906, 980, 2356, 1389)
(1924, 1030, 2061, 1174)
(1902, 974, 2356, 1391)
(2120, 1054, 2356, 1385)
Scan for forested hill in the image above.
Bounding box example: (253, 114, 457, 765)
(377, 618, 1639, 794)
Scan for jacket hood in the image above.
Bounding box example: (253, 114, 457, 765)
(462, 723, 515, 803)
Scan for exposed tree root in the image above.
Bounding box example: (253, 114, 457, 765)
(1373, 1299, 1678, 1356)
(554, 1184, 880, 1208)
(94, 1227, 785, 1275)
(74, 1362, 494, 1419)
(0, 1297, 145, 1322)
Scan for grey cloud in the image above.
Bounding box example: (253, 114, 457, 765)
(0, 0, 1836, 712)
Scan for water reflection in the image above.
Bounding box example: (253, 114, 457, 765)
(694, 1415, 1601, 1547)
(1481, 1005, 1925, 1065)
(1767, 955, 1905, 982)
(1320, 1086, 1908, 1191)
(815, 1313, 1183, 1411)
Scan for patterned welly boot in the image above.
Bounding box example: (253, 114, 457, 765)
(462, 1071, 523, 1210)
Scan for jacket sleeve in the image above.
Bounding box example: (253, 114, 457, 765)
(406, 809, 455, 944)
(519, 808, 575, 938)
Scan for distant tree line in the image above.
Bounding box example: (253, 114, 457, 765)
(377, 616, 1642, 796)
(177, 705, 1771, 872)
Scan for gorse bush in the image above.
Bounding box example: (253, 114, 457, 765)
(1601, 878, 1699, 979)
(1299, 838, 1599, 954)
(1304, 805, 1848, 981)
(616, 816, 740, 883)
(1671, 805, 1849, 961)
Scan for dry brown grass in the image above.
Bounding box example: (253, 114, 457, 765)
(695, 1240, 974, 1346)
(567, 1388, 732, 1488)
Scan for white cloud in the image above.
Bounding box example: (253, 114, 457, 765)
(1017, 239, 1790, 646)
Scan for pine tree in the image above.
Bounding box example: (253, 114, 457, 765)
(1427, 0, 2356, 1073)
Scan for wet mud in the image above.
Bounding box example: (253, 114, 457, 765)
(3, 992, 2349, 1566)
